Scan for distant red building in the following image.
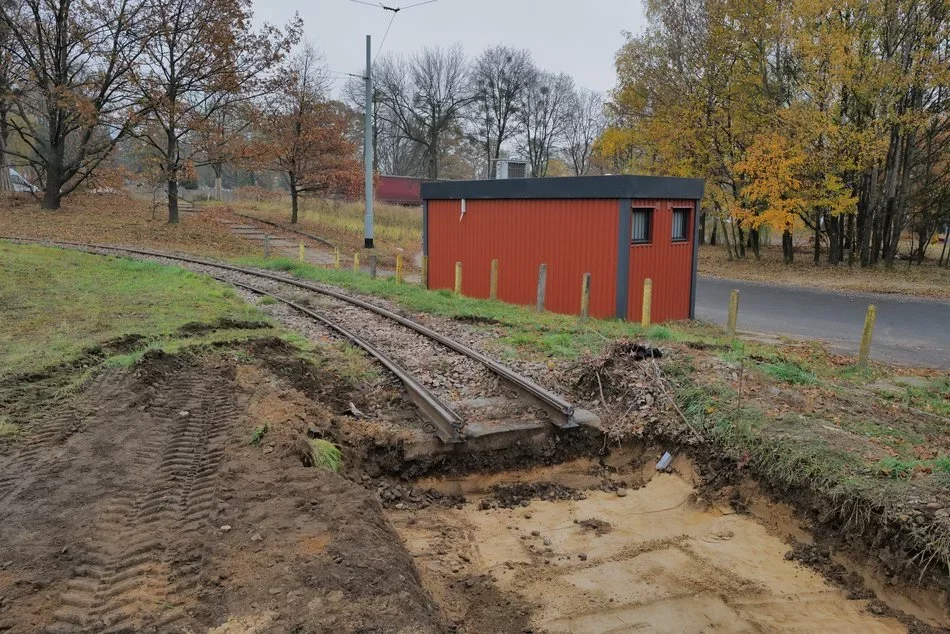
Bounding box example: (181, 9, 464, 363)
(376, 175, 423, 206)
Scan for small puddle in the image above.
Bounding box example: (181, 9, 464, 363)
(391, 461, 913, 633)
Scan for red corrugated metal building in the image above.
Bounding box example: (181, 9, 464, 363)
(376, 175, 423, 206)
(421, 175, 704, 322)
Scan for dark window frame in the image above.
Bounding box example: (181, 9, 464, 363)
(631, 207, 653, 244)
(671, 207, 690, 242)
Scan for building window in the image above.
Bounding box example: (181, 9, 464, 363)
(672, 208, 690, 242)
(632, 208, 652, 244)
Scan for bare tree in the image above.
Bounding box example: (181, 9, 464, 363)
(564, 88, 605, 176)
(517, 71, 574, 177)
(0, 0, 16, 192)
(469, 46, 534, 178)
(131, 0, 300, 223)
(0, 0, 146, 208)
(375, 46, 472, 179)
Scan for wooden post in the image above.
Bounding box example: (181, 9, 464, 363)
(369, 254, 377, 279)
(536, 264, 547, 312)
(858, 304, 877, 368)
(421, 255, 428, 288)
(334, 248, 340, 268)
(580, 273, 591, 323)
(353, 252, 360, 273)
(395, 253, 404, 283)
(263, 234, 270, 258)
(727, 289, 740, 336)
(489, 259, 499, 300)
(298, 242, 305, 262)
(454, 261, 462, 294)
(641, 278, 652, 328)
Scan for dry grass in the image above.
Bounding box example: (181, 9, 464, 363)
(0, 193, 249, 257)
(699, 243, 950, 299)
(226, 197, 421, 268)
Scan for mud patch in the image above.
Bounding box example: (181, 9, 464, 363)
(0, 349, 443, 633)
(479, 482, 587, 510)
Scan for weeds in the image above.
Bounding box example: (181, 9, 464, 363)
(308, 439, 343, 472)
(758, 360, 818, 385)
(249, 424, 268, 446)
(0, 418, 23, 441)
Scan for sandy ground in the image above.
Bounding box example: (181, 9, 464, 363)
(390, 460, 908, 633)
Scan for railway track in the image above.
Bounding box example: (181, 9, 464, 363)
(4, 237, 597, 447)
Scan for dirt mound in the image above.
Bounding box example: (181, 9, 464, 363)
(0, 349, 444, 633)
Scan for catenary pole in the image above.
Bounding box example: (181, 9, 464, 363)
(364, 35, 374, 249)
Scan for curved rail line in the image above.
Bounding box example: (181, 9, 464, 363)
(5, 236, 594, 439)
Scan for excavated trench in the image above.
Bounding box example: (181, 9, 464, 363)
(383, 449, 950, 633)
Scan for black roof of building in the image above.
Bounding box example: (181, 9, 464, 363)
(421, 175, 704, 201)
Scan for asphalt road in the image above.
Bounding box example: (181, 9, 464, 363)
(695, 277, 950, 369)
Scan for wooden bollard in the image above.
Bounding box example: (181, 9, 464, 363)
(536, 264, 547, 312)
(727, 289, 740, 336)
(353, 252, 360, 273)
(858, 304, 877, 368)
(489, 259, 499, 300)
(369, 255, 377, 279)
(396, 253, 404, 283)
(641, 278, 652, 328)
(298, 242, 305, 262)
(334, 248, 340, 268)
(454, 261, 462, 294)
(580, 273, 591, 323)
(421, 255, 428, 288)
(263, 234, 270, 258)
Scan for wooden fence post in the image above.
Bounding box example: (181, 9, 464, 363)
(369, 255, 377, 279)
(334, 248, 340, 268)
(536, 264, 547, 312)
(454, 261, 462, 294)
(727, 289, 740, 336)
(353, 252, 360, 273)
(263, 234, 270, 258)
(396, 253, 404, 283)
(858, 304, 877, 368)
(641, 278, 652, 328)
(489, 259, 499, 300)
(421, 255, 428, 288)
(298, 242, 305, 262)
(580, 273, 591, 323)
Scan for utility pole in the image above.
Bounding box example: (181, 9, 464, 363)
(363, 34, 374, 249)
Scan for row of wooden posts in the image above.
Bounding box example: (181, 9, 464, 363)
(290, 240, 878, 367)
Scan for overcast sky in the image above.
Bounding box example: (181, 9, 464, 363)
(252, 0, 646, 97)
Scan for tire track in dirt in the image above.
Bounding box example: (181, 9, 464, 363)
(0, 371, 126, 504)
(45, 374, 234, 633)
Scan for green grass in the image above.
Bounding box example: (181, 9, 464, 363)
(0, 417, 23, 441)
(308, 439, 343, 472)
(249, 424, 268, 446)
(758, 360, 819, 385)
(0, 241, 271, 378)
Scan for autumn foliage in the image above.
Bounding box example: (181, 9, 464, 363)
(249, 46, 362, 224)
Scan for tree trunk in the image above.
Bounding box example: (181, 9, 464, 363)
(167, 130, 179, 224)
(735, 224, 746, 258)
(709, 221, 718, 246)
(0, 133, 11, 193)
(749, 228, 760, 259)
(813, 210, 821, 264)
(213, 163, 223, 201)
(782, 229, 794, 265)
(290, 173, 299, 224)
(699, 212, 707, 245)
(720, 217, 734, 261)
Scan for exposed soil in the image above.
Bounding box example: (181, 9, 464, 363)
(390, 461, 910, 633)
(0, 347, 443, 633)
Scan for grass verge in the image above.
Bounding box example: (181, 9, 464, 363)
(0, 241, 272, 379)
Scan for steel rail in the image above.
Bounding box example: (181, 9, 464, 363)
(3, 237, 580, 428)
(216, 276, 464, 444)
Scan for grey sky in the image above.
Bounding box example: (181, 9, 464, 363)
(253, 0, 646, 96)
